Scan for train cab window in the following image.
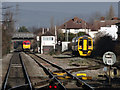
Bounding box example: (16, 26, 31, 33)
(26, 42, 30, 45)
(88, 40, 91, 46)
(23, 42, 26, 44)
(79, 40, 83, 46)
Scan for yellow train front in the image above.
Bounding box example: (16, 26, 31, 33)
(72, 35, 93, 56)
(23, 40, 31, 51)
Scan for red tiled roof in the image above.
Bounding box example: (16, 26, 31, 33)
(59, 17, 89, 29)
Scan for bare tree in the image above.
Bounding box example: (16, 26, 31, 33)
(92, 32, 115, 57)
(2, 7, 15, 55)
(50, 16, 55, 34)
(88, 11, 102, 24)
(106, 5, 115, 20)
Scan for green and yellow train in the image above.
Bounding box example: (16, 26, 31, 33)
(72, 35, 93, 56)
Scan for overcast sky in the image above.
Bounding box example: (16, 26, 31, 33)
(2, 2, 119, 28)
(1, 0, 120, 2)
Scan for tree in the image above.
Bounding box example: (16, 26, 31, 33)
(88, 11, 102, 24)
(50, 16, 54, 30)
(57, 29, 65, 41)
(18, 26, 29, 32)
(77, 32, 86, 37)
(106, 5, 115, 20)
(69, 33, 76, 41)
(92, 33, 115, 57)
(2, 8, 15, 56)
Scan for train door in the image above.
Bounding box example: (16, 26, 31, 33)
(83, 39, 87, 51)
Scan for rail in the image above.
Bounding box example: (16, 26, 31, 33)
(29, 54, 66, 90)
(29, 53, 94, 90)
(2, 52, 32, 90)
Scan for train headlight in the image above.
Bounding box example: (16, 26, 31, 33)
(79, 46, 82, 48)
(88, 46, 91, 48)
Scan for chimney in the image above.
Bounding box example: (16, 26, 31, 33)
(112, 17, 118, 20)
(100, 17, 105, 20)
(47, 28, 49, 32)
(42, 28, 44, 34)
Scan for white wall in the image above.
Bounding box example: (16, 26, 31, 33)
(41, 36, 56, 54)
(99, 25, 118, 40)
(62, 41, 70, 52)
(88, 30, 98, 39)
(61, 29, 90, 34)
(61, 28, 98, 39)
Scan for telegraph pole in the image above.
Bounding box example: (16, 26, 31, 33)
(15, 3, 19, 31)
(65, 23, 68, 42)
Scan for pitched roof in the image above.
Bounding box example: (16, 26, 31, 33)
(91, 20, 120, 31)
(59, 17, 89, 29)
(12, 32, 35, 39)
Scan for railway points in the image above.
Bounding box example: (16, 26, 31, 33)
(35, 53, 120, 89)
(2, 51, 120, 89)
(27, 53, 94, 89)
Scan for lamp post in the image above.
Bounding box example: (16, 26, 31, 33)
(65, 24, 68, 42)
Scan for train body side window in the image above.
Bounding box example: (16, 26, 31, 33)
(76, 41, 78, 45)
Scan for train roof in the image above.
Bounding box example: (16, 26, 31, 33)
(72, 35, 91, 40)
(23, 40, 30, 42)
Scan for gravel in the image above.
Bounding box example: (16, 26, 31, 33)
(2, 54, 13, 89)
(36, 54, 105, 79)
(21, 52, 48, 85)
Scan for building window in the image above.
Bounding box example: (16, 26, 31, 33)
(43, 37, 53, 41)
(48, 37, 53, 40)
(43, 37, 47, 40)
(75, 29, 78, 33)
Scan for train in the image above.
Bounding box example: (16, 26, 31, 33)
(23, 40, 31, 51)
(72, 35, 93, 56)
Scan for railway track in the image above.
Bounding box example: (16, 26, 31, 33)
(2, 52, 32, 90)
(28, 53, 94, 90)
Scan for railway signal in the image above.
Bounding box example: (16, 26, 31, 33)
(49, 85, 58, 89)
(103, 51, 116, 85)
(103, 51, 116, 65)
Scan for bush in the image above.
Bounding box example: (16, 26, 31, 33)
(92, 34, 115, 57)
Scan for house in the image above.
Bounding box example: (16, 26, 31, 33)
(41, 31, 56, 54)
(99, 25, 118, 40)
(59, 16, 99, 39)
(59, 16, 120, 40)
(91, 17, 120, 39)
(59, 17, 90, 34)
(91, 17, 120, 31)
